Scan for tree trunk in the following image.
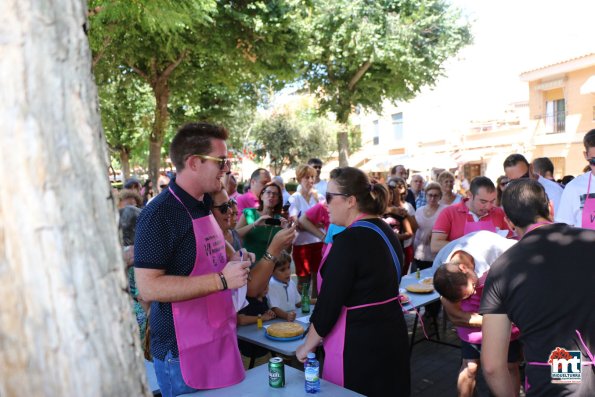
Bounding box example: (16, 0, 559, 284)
(148, 78, 170, 191)
(120, 147, 131, 180)
(0, 1, 149, 396)
(336, 109, 351, 167)
(337, 128, 350, 167)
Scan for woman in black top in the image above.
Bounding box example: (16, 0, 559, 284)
(296, 167, 410, 397)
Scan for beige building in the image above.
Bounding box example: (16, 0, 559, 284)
(520, 53, 595, 179)
(352, 53, 595, 183)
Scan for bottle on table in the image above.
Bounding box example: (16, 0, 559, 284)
(304, 352, 320, 393)
(416, 267, 421, 279)
(301, 283, 311, 314)
(257, 314, 263, 329)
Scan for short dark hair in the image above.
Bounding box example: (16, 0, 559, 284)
(433, 264, 468, 302)
(532, 157, 554, 176)
(501, 179, 550, 228)
(169, 122, 228, 171)
(503, 154, 529, 169)
(561, 175, 575, 186)
(273, 250, 292, 269)
(250, 168, 269, 182)
(330, 167, 388, 216)
(307, 158, 323, 166)
(469, 176, 495, 196)
(584, 129, 595, 151)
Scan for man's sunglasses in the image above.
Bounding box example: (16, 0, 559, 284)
(213, 201, 234, 214)
(326, 191, 350, 203)
(194, 154, 231, 170)
(588, 158, 595, 166)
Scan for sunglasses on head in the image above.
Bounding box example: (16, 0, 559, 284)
(213, 201, 233, 214)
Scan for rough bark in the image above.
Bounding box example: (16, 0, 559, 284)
(0, 1, 149, 396)
(120, 147, 131, 180)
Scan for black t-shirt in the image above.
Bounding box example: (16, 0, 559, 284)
(480, 223, 595, 396)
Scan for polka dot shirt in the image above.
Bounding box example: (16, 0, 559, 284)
(134, 178, 213, 360)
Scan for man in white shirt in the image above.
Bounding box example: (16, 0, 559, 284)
(503, 153, 563, 215)
(555, 129, 595, 228)
(308, 158, 327, 197)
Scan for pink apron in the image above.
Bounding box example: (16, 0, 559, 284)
(169, 190, 245, 389)
(318, 220, 402, 386)
(463, 213, 496, 235)
(581, 174, 595, 229)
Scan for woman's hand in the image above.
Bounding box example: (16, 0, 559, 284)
(296, 344, 312, 363)
(253, 215, 272, 226)
(267, 224, 297, 255)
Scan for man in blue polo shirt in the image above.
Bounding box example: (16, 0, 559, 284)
(135, 123, 251, 396)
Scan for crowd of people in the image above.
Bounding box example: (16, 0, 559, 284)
(114, 123, 594, 397)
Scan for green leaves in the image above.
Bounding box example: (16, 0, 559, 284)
(303, 0, 472, 122)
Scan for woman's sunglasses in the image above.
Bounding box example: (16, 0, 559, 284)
(213, 201, 234, 214)
(325, 191, 350, 203)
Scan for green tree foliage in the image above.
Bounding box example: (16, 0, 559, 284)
(303, 0, 472, 165)
(89, 0, 307, 187)
(98, 73, 154, 179)
(252, 111, 335, 175)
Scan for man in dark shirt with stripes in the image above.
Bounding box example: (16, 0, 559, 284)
(134, 123, 251, 396)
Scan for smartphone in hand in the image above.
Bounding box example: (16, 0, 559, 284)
(264, 218, 282, 226)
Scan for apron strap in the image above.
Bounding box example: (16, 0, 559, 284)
(351, 220, 402, 282)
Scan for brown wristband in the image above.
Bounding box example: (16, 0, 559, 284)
(218, 272, 228, 290)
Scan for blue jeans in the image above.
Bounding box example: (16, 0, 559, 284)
(153, 351, 199, 397)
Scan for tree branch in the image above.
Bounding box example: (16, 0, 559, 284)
(127, 63, 150, 83)
(162, 50, 188, 80)
(92, 36, 113, 69)
(347, 60, 372, 91)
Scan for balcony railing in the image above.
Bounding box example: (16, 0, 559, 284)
(537, 111, 566, 134)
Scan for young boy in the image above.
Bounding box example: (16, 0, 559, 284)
(267, 251, 301, 322)
(237, 285, 276, 359)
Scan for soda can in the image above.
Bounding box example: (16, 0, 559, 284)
(268, 357, 285, 388)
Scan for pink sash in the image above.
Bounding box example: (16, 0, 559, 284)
(169, 190, 244, 389)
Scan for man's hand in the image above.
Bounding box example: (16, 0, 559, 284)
(221, 260, 251, 289)
(231, 248, 255, 264)
(287, 311, 297, 322)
